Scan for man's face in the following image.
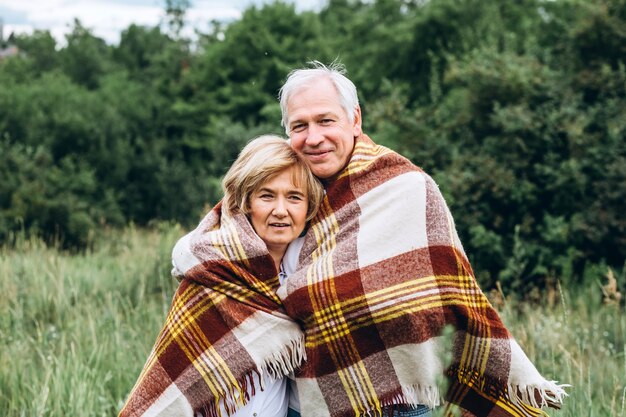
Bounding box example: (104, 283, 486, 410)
(286, 78, 361, 180)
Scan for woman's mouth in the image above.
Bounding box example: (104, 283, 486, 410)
(269, 223, 290, 228)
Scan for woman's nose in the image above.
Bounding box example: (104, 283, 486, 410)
(272, 199, 287, 216)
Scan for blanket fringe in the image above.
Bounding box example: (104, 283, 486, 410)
(258, 334, 307, 382)
(399, 383, 442, 409)
(447, 365, 569, 410)
(200, 335, 306, 417)
(507, 380, 570, 409)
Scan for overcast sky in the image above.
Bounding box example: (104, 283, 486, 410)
(0, 0, 323, 45)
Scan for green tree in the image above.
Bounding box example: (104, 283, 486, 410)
(164, 0, 191, 38)
(114, 25, 172, 76)
(59, 19, 112, 89)
(0, 142, 107, 247)
(10, 30, 58, 75)
(366, 0, 626, 293)
(188, 1, 326, 127)
(0, 0, 623, 288)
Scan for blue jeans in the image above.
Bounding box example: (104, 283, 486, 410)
(385, 404, 431, 416)
(287, 405, 431, 417)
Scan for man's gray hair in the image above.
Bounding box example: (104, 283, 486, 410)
(278, 60, 359, 134)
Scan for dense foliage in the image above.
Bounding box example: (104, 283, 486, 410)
(0, 0, 624, 294)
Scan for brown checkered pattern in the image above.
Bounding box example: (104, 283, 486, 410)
(119, 207, 306, 417)
(119, 135, 566, 417)
(279, 135, 566, 417)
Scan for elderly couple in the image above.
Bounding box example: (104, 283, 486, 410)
(119, 62, 567, 417)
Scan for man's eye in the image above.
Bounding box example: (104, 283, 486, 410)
(291, 124, 306, 132)
(320, 119, 333, 125)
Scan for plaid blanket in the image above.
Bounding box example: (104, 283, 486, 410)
(120, 134, 566, 417)
(119, 206, 306, 417)
(277, 134, 567, 417)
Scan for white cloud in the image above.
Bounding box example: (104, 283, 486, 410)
(0, 0, 243, 45)
(1, 0, 323, 45)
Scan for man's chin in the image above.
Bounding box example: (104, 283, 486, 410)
(308, 164, 333, 179)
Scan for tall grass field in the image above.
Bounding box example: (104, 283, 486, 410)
(1, 225, 624, 416)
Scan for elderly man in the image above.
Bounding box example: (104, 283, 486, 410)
(277, 61, 566, 417)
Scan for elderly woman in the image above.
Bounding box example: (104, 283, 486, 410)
(119, 135, 324, 417)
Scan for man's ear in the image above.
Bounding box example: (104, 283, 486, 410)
(352, 105, 362, 137)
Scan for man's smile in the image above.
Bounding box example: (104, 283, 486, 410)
(304, 149, 332, 161)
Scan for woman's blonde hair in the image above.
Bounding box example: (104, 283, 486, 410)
(222, 135, 324, 222)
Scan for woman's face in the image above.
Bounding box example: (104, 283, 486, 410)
(249, 166, 309, 257)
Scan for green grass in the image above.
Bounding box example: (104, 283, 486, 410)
(1, 225, 624, 416)
(498, 284, 626, 417)
(0, 224, 180, 416)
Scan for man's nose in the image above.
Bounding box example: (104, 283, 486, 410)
(305, 124, 324, 146)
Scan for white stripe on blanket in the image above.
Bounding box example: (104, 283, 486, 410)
(356, 171, 428, 269)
